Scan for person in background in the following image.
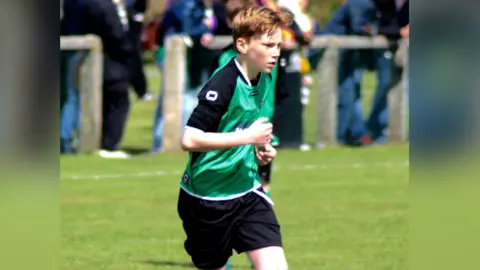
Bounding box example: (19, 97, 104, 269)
(278, 0, 323, 145)
(126, 0, 154, 101)
(297, 0, 324, 86)
(83, 0, 134, 158)
(302, 0, 325, 70)
(60, 0, 89, 154)
(362, 0, 409, 143)
(324, 0, 376, 146)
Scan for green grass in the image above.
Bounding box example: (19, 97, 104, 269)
(61, 64, 408, 269)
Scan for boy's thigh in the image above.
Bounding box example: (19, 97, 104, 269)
(232, 190, 282, 254)
(177, 189, 237, 269)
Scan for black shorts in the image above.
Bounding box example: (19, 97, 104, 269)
(177, 187, 282, 269)
(258, 162, 272, 183)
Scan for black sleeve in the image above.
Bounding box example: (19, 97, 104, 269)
(186, 71, 236, 132)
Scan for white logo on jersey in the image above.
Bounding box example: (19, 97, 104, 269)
(182, 174, 189, 184)
(206, 90, 218, 101)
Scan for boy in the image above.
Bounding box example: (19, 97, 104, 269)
(178, 6, 292, 270)
(211, 0, 285, 195)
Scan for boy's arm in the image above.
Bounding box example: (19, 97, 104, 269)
(181, 76, 272, 152)
(182, 125, 260, 152)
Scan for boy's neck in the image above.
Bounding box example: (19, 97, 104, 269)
(235, 55, 261, 82)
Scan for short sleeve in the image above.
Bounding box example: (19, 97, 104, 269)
(186, 69, 236, 132)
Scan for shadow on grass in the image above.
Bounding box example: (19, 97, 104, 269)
(139, 260, 194, 268)
(121, 147, 151, 156)
(139, 260, 250, 269)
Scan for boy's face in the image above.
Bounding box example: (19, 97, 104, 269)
(237, 28, 282, 74)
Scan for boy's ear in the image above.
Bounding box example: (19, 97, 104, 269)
(236, 37, 249, 54)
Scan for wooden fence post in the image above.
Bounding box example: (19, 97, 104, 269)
(388, 39, 409, 143)
(162, 36, 186, 152)
(60, 35, 103, 153)
(316, 40, 339, 147)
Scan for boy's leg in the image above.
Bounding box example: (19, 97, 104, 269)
(177, 189, 235, 270)
(233, 188, 286, 270)
(248, 246, 287, 270)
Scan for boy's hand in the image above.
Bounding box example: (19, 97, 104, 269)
(246, 118, 272, 145)
(255, 143, 277, 166)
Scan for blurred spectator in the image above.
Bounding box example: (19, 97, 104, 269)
(363, 0, 409, 143)
(126, 0, 154, 101)
(150, 0, 228, 153)
(299, 0, 324, 71)
(82, 0, 134, 158)
(325, 0, 377, 146)
(61, 0, 134, 157)
(60, 0, 91, 153)
(139, 0, 169, 52)
(291, 0, 323, 106)
(144, 0, 168, 23)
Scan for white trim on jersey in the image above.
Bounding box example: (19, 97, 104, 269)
(253, 189, 275, 206)
(234, 58, 252, 86)
(180, 184, 263, 201)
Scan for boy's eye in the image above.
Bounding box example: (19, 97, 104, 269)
(264, 43, 280, 48)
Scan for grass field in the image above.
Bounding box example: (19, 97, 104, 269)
(61, 64, 408, 269)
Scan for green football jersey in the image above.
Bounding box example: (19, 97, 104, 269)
(218, 48, 280, 146)
(180, 58, 275, 200)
